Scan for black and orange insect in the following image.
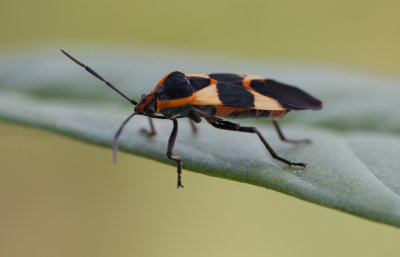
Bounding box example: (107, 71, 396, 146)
(61, 49, 323, 188)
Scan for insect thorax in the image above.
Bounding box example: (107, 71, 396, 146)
(155, 71, 193, 101)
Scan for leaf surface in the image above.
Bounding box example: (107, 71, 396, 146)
(1, 49, 400, 227)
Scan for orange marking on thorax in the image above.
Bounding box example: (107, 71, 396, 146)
(151, 71, 185, 94)
(151, 75, 168, 94)
(157, 95, 194, 112)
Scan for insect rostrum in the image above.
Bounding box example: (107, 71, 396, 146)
(61, 49, 323, 188)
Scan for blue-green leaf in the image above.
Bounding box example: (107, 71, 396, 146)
(1, 48, 400, 227)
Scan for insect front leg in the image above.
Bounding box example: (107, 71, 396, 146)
(272, 120, 311, 144)
(141, 117, 157, 136)
(206, 119, 307, 168)
(167, 119, 184, 188)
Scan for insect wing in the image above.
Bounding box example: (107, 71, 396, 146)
(243, 78, 323, 110)
(192, 73, 323, 111)
(191, 81, 286, 110)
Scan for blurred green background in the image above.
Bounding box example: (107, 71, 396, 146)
(1, 0, 400, 257)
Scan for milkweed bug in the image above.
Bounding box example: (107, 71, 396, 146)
(61, 49, 323, 188)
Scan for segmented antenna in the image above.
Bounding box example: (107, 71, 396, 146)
(113, 112, 137, 163)
(60, 49, 138, 105)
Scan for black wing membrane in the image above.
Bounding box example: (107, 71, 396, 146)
(216, 82, 255, 108)
(249, 79, 323, 110)
(209, 73, 244, 86)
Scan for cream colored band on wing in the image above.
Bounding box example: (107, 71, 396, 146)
(191, 84, 223, 105)
(242, 74, 265, 80)
(252, 91, 286, 110)
(186, 73, 210, 78)
(192, 83, 286, 110)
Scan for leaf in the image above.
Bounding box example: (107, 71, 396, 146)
(1, 48, 400, 227)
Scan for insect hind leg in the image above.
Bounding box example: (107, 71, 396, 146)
(207, 120, 307, 168)
(272, 120, 311, 144)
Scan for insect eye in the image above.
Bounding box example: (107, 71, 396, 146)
(146, 104, 155, 113)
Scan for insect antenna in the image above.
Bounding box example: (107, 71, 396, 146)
(113, 112, 137, 163)
(60, 49, 138, 105)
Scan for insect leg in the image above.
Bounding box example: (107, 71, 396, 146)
(141, 117, 157, 136)
(189, 108, 238, 127)
(167, 119, 184, 188)
(207, 120, 307, 168)
(272, 120, 311, 144)
(189, 119, 198, 134)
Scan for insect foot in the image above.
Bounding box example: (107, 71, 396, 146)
(290, 162, 308, 168)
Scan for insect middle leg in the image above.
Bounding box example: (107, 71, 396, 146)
(206, 119, 307, 168)
(142, 117, 198, 137)
(189, 119, 199, 134)
(167, 119, 184, 188)
(272, 120, 311, 144)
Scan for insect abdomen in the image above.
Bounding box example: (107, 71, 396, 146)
(215, 106, 288, 119)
